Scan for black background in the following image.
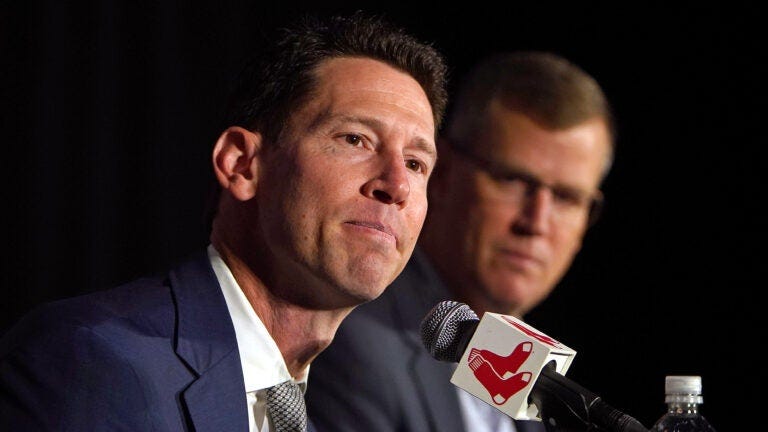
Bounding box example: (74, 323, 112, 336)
(2, 1, 763, 430)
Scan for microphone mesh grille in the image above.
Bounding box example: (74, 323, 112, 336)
(420, 300, 478, 362)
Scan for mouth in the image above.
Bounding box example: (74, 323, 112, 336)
(345, 220, 397, 244)
(496, 248, 542, 269)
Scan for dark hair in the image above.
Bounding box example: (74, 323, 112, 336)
(446, 51, 615, 175)
(225, 12, 448, 145)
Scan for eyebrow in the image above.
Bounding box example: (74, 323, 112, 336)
(455, 145, 591, 194)
(314, 113, 437, 161)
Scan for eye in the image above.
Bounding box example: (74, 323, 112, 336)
(497, 172, 528, 187)
(405, 159, 425, 173)
(344, 134, 364, 147)
(552, 188, 586, 207)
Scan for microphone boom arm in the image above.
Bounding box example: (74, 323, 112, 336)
(532, 362, 648, 432)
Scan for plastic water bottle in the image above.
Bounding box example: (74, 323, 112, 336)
(650, 375, 716, 432)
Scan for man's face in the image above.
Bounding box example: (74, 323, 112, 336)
(256, 57, 436, 309)
(437, 101, 610, 316)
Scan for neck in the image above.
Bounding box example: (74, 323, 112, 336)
(253, 296, 347, 379)
(211, 233, 351, 378)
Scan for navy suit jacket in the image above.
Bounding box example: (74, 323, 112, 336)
(1, 253, 315, 432)
(306, 248, 545, 432)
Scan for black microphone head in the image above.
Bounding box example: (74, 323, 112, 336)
(420, 300, 479, 362)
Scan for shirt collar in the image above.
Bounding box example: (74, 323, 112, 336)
(208, 244, 308, 393)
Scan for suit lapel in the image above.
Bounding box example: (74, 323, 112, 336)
(170, 255, 249, 432)
(409, 343, 465, 432)
(391, 249, 466, 432)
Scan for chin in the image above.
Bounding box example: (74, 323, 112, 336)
(334, 269, 393, 304)
(331, 283, 387, 308)
(349, 258, 400, 288)
(484, 283, 533, 314)
(353, 274, 392, 299)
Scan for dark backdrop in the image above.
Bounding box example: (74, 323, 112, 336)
(2, 1, 762, 430)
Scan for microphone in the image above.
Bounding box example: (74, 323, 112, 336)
(420, 300, 648, 432)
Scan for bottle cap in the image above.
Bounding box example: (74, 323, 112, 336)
(664, 375, 703, 404)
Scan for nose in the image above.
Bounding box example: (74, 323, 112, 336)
(360, 151, 411, 207)
(511, 186, 552, 235)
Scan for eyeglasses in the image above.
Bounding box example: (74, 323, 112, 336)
(452, 144, 604, 227)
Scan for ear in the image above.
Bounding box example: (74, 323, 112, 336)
(212, 126, 263, 201)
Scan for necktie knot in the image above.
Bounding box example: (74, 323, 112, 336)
(266, 380, 307, 432)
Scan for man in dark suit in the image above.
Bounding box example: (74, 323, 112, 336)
(0, 13, 448, 431)
(306, 52, 615, 432)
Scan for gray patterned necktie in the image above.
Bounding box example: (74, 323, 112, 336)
(266, 381, 307, 432)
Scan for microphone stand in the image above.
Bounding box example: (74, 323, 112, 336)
(530, 363, 648, 432)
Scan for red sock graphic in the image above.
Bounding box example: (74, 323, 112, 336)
(469, 341, 532, 379)
(468, 352, 532, 405)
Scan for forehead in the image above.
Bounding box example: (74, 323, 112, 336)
(313, 56, 424, 98)
(302, 57, 435, 130)
(479, 102, 611, 189)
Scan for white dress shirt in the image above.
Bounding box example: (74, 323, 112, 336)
(208, 245, 308, 432)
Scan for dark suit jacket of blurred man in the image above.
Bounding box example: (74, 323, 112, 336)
(0, 253, 316, 432)
(306, 248, 544, 432)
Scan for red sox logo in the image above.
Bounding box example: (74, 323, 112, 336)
(469, 317, 561, 405)
(468, 341, 533, 405)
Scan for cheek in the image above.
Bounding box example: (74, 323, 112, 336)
(394, 186, 429, 251)
(549, 228, 585, 272)
(264, 168, 326, 242)
(288, 158, 354, 207)
(475, 201, 512, 240)
(283, 180, 336, 237)
(412, 186, 430, 222)
(460, 204, 505, 266)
